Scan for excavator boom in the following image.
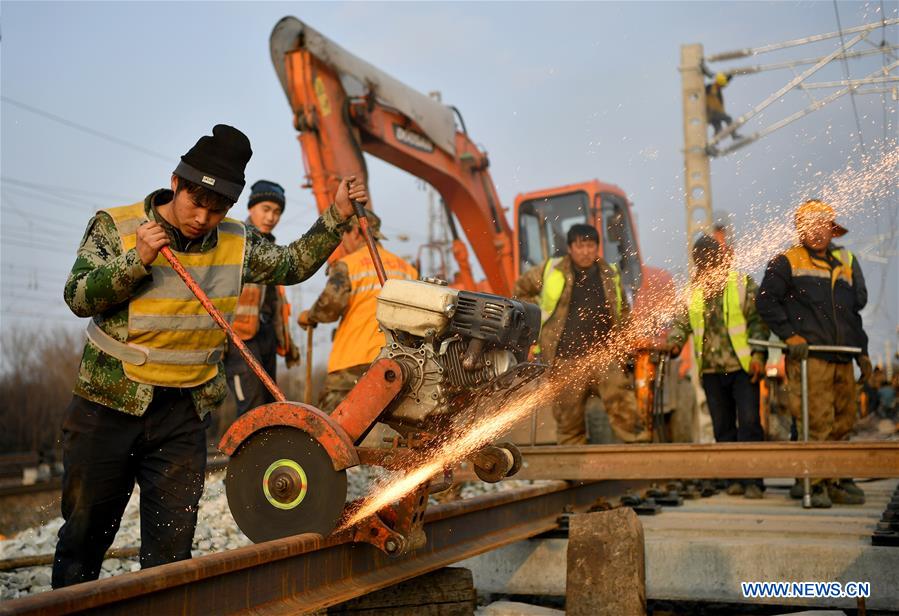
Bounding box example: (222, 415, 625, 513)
(270, 17, 515, 296)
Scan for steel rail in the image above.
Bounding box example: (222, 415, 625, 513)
(455, 442, 899, 482)
(0, 480, 642, 616)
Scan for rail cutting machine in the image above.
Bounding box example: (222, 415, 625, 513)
(161, 205, 543, 555)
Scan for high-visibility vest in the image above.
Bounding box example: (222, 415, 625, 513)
(232, 283, 293, 355)
(539, 258, 623, 325)
(92, 202, 245, 387)
(784, 246, 854, 287)
(328, 245, 417, 373)
(688, 271, 751, 373)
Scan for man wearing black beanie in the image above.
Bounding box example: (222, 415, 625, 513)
(54, 125, 367, 588)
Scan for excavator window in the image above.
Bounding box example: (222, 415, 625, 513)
(599, 192, 642, 302)
(517, 191, 589, 272)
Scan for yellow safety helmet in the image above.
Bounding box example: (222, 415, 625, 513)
(715, 72, 728, 86)
(795, 199, 848, 237)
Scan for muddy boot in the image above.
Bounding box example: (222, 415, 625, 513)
(744, 483, 764, 499)
(789, 479, 804, 499)
(810, 483, 832, 508)
(838, 478, 865, 499)
(725, 482, 745, 496)
(829, 480, 865, 505)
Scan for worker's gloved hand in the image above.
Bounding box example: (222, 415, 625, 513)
(748, 358, 765, 384)
(285, 344, 301, 369)
(785, 335, 809, 361)
(297, 309, 316, 331)
(856, 354, 873, 385)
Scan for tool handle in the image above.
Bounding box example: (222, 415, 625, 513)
(352, 200, 387, 286)
(159, 246, 287, 402)
(748, 339, 862, 355)
(304, 327, 314, 405)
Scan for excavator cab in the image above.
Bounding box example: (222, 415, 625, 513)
(514, 180, 643, 303)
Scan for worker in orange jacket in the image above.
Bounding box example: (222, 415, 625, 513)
(226, 180, 300, 415)
(299, 210, 417, 412)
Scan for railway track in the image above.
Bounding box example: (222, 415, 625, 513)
(0, 479, 642, 615)
(2, 441, 897, 613)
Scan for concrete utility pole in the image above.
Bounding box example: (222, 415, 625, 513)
(680, 44, 713, 252)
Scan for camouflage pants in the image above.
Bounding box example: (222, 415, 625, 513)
(786, 357, 857, 441)
(550, 357, 650, 445)
(318, 364, 369, 413)
(785, 357, 857, 486)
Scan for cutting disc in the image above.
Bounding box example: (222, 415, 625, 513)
(225, 426, 348, 543)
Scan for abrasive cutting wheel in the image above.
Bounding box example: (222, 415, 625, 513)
(225, 426, 347, 543)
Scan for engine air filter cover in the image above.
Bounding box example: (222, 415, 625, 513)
(376, 279, 459, 337)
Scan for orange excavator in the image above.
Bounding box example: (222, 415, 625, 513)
(268, 17, 673, 306)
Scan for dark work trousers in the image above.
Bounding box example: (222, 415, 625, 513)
(701, 371, 764, 489)
(52, 390, 209, 588)
(225, 319, 277, 417)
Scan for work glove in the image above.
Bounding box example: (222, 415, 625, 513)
(285, 343, 301, 369)
(785, 335, 809, 361)
(856, 354, 873, 385)
(748, 358, 765, 384)
(297, 309, 317, 331)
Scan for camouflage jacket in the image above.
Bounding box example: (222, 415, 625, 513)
(513, 255, 629, 366)
(307, 261, 351, 324)
(667, 276, 768, 374)
(65, 189, 350, 417)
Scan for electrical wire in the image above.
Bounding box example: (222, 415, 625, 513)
(1, 96, 171, 162)
(833, 0, 869, 156)
(1, 176, 132, 203)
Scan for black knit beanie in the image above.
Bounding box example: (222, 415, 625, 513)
(248, 180, 286, 211)
(173, 125, 252, 202)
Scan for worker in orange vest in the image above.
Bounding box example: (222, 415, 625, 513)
(299, 210, 417, 412)
(226, 180, 300, 415)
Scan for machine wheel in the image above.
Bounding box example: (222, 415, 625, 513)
(225, 426, 347, 543)
(496, 441, 522, 477)
(472, 445, 515, 483)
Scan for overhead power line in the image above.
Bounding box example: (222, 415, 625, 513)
(1, 96, 171, 163)
(833, 0, 869, 157)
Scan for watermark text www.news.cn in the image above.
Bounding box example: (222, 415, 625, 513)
(742, 581, 870, 599)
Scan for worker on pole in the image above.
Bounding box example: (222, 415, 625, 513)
(757, 200, 873, 508)
(226, 180, 300, 416)
(54, 124, 366, 588)
(702, 62, 742, 139)
(667, 235, 769, 498)
(298, 210, 417, 413)
(514, 224, 650, 445)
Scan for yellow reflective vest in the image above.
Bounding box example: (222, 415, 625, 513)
(688, 271, 751, 372)
(88, 202, 245, 387)
(539, 258, 623, 325)
(328, 245, 418, 373)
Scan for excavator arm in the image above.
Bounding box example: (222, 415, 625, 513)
(270, 17, 514, 296)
